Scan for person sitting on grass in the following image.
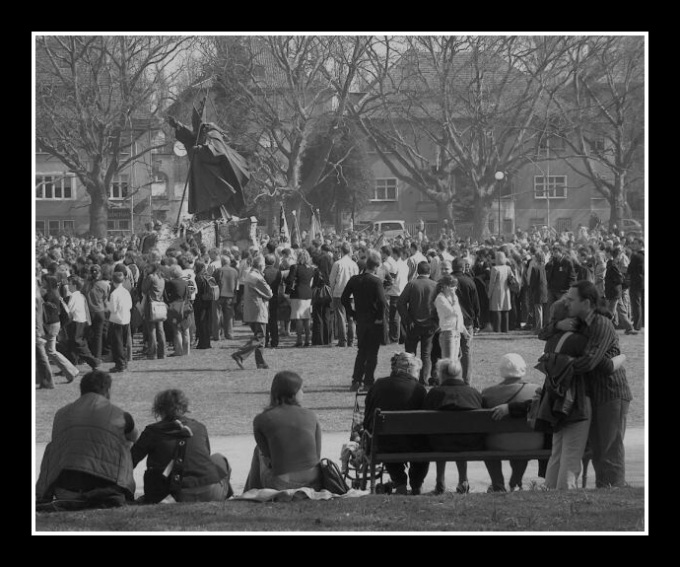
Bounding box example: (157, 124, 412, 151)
(36, 370, 138, 510)
(131, 389, 233, 503)
(243, 371, 323, 491)
(423, 358, 483, 495)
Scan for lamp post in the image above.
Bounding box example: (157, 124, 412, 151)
(494, 171, 504, 239)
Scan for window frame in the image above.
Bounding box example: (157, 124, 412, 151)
(108, 174, 130, 201)
(35, 173, 76, 200)
(534, 175, 567, 200)
(371, 178, 398, 202)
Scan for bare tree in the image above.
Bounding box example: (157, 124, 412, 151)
(198, 35, 374, 225)
(36, 35, 195, 237)
(554, 35, 645, 230)
(345, 35, 581, 240)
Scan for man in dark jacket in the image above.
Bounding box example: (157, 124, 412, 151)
(363, 352, 429, 495)
(627, 238, 644, 331)
(397, 261, 438, 384)
(262, 254, 282, 348)
(451, 258, 481, 385)
(341, 250, 388, 391)
(545, 244, 577, 319)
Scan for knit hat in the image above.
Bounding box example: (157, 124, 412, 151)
(390, 352, 422, 379)
(499, 353, 527, 379)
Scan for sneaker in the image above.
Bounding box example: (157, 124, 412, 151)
(231, 354, 244, 369)
(486, 484, 507, 493)
(432, 482, 446, 495)
(624, 329, 638, 335)
(393, 484, 408, 495)
(108, 367, 126, 373)
(456, 481, 470, 494)
(65, 371, 79, 384)
(257, 363, 269, 369)
(349, 382, 361, 392)
(410, 486, 422, 496)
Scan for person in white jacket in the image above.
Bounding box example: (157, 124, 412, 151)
(433, 275, 471, 364)
(328, 242, 358, 347)
(106, 271, 133, 373)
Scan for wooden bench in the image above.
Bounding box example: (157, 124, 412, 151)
(364, 408, 591, 493)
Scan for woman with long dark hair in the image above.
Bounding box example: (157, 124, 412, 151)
(243, 371, 322, 491)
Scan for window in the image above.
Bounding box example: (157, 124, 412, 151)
(589, 137, 606, 155)
(534, 175, 567, 199)
(62, 220, 75, 233)
(36, 174, 75, 200)
(36, 220, 45, 235)
(118, 220, 130, 231)
(372, 178, 397, 201)
(48, 220, 60, 236)
(529, 217, 546, 229)
(109, 175, 129, 200)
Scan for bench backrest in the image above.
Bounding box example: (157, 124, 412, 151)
(372, 409, 534, 439)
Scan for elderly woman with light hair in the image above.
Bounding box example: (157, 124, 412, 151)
(165, 264, 192, 356)
(487, 250, 513, 333)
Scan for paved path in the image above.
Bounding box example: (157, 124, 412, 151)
(35, 427, 645, 496)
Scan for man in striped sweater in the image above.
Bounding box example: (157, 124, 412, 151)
(551, 280, 632, 488)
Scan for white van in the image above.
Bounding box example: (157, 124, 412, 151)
(372, 220, 407, 238)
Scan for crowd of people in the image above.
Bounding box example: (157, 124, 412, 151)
(35, 219, 643, 505)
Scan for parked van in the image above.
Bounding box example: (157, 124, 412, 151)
(372, 220, 407, 238)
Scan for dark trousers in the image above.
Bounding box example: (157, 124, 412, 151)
(388, 296, 401, 343)
(404, 324, 436, 383)
(484, 460, 529, 491)
(234, 322, 266, 366)
(66, 321, 100, 368)
(490, 310, 509, 333)
(589, 398, 629, 488)
(352, 321, 383, 386)
(265, 300, 279, 348)
(87, 311, 107, 358)
(385, 462, 430, 491)
(629, 286, 643, 330)
(194, 300, 212, 348)
(109, 322, 129, 370)
(311, 300, 333, 345)
(36, 338, 54, 388)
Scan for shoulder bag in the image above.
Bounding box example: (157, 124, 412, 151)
(142, 438, 189, 504)
(319, 457, 349, 495)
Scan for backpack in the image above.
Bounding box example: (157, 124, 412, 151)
(42, 299, 60, 326)
(201, 275, 220, 301)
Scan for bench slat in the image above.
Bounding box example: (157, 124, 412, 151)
(373, 409, 538, 435)
(374, 450, 553, 463)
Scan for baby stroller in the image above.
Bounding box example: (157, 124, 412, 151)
(340, 391, 390, 492)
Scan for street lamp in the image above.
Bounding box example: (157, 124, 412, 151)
(494, 171, 504, 239)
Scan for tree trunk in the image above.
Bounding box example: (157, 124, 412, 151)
(436, 201, 455, 232)
(609, 173, 627, 231)
(472, 193, 492, 242)
(88, 183, 108, 239)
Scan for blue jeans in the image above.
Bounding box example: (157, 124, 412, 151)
(218, 296, 235, 338)
(332, 297, 354, 345)
(404, 324, 435, 383)
(589, 398, 629, 488)
(234, 323, 266, 366)
(145, 320, 166, 359)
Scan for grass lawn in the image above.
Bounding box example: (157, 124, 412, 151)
(34, 326, 647, 533)
(34, 326, 646, 441)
